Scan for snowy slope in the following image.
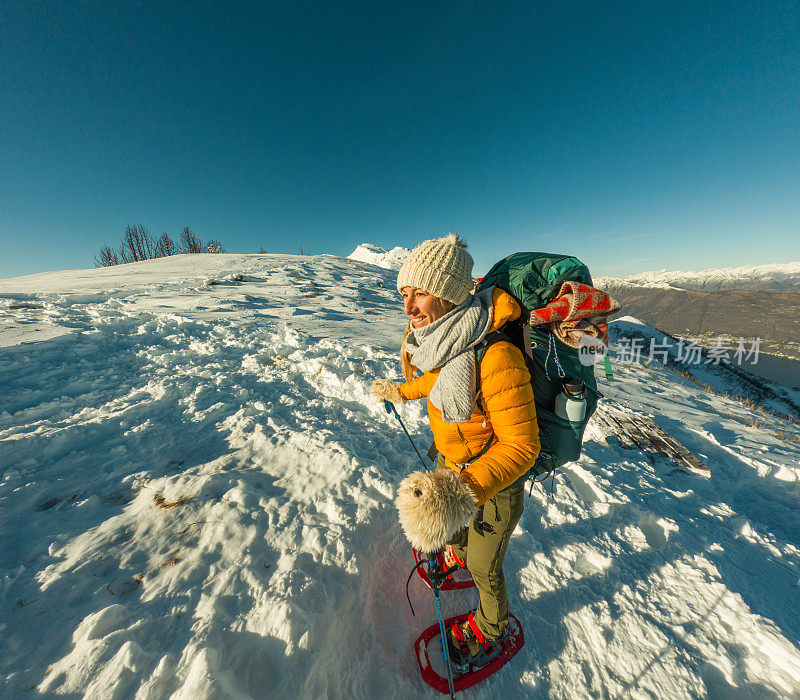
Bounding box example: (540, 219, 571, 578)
(348, 243, 411, 271)
(608, 316, 800, 418)
(2, 255, 800, 698)
(597, 261, 800, 292)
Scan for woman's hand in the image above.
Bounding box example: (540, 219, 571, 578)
(371, 379, 406, 404)
(395, 469, 477, 554)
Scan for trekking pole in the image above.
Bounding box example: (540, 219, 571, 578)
(428, 554, 457, 699)
(384, 400, 432, 472)
(385, 402, 452, 692)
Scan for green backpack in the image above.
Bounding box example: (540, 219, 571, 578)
(475, 252, 599, 482)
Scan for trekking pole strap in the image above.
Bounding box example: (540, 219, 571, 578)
(404, 559, 428, 616)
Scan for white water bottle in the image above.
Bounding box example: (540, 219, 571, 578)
(554, 379, 587, 422)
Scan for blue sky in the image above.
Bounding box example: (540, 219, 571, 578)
(1, 1, 798, 279)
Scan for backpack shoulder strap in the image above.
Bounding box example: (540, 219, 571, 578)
(474, 329, 513, 412)
(475, 329, 511, 366)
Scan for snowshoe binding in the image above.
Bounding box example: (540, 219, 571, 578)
(446, 612, 507, 671)
(442, 545, 466, 570)
(411, 548, 475, 591)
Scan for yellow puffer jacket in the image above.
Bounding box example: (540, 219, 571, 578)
(399, 288, 540, 505)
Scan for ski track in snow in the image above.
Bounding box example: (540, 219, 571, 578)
(1, 254, 800, 699)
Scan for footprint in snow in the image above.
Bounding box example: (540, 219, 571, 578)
(563, 465, 607, 504)
(637, 512, 678, 550)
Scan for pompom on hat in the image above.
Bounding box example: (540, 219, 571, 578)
(396, 233, 474, 306)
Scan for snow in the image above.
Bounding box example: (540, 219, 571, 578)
(608, 317, 800, 417)
(348, 243, 411, 271)
(2, 253, 800, 698)
(597, 261, 800, 292)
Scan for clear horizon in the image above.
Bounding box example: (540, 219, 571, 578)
(1, 2, 798, 280)
(4, 247, 800, 284)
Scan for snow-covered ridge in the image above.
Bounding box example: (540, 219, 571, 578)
(598, 260, 800, 292)
(347, 243, 410, 271)
(595, 277, 681, 291)
(0, 253, 404, 349)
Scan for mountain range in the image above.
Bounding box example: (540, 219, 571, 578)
(596, 264, 800, 359)
(597, 261, 800, 293)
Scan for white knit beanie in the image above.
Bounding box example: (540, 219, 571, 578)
(396, 233, 474, 305)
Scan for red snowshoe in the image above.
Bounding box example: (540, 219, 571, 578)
(413, 612, 524, 694)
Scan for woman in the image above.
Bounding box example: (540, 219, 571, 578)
(371, 233, 540, 666)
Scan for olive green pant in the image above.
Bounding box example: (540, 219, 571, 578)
(437, 454, 525, 641)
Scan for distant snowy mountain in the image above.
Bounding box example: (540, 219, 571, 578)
(347, 243, 410, 271)
(593, 267, 800, 347)
(597, 260, 800, 292)
(2, 254, 800, 697)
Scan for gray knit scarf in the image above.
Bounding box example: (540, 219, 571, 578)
(404, 288, 495, 423)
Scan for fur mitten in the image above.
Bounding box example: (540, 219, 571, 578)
(371, 379, 406, 404)
(395, 469, 478, 554)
